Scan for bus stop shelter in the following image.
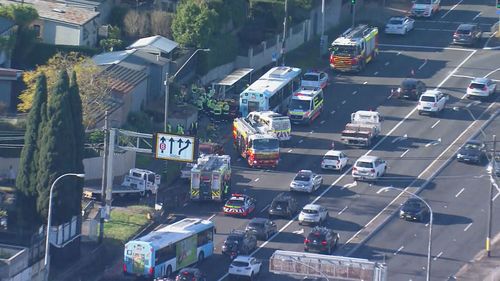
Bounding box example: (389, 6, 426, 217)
(213, 68, 253, 99)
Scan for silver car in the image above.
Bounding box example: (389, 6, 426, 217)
(298, 204, 329, 225)
(290, 170, 323, 193)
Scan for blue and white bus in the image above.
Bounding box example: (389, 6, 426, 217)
(239, 66, 301, 117)
(123, 218, 214, 279)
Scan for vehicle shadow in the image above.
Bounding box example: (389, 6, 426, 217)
(433, 213, 473, 226)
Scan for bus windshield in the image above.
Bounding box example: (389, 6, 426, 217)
(289, 99, 311, 111)
(252, 138, 279, 150)
(331, 45, 358, 56)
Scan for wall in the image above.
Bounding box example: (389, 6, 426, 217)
(0, 80, 12, 107)
(200, 61, 235, 85)
(130, 79, 148, 112)
(42, 20, 80, 45)
(81, 19, 99, 47)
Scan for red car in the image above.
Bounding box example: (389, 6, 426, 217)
(223, 194, 256, 217)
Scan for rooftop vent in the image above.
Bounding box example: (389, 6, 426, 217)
(52, 8, 66, 13)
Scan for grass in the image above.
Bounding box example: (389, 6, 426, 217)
(103, 205, 152, 242)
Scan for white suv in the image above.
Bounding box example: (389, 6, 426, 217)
(418, 90, 447, 115)
(352, 155, 387, 181)
(321, 150, 348, 171)
(466, 78, 496, 100)
(228, 256, 262, 279)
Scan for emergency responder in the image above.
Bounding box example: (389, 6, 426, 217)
(206, 98, 215, 118)
(213, 101, 223, 121)
(196, 94, 204, 111)
(222, 100, 230, 121)
(177, 124, 184, 135)
(167, 123, 172, 133)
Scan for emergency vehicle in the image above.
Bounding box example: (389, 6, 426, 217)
(233, 117, 280, 168)
(190, 154, 231, 201)
(288, 87, 324, 125)
(223, 194, 257, 217)
(330, 24, 379, 72)
(247, 111, 292, 141)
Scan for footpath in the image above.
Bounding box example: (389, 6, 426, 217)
(453, 232, 500, 281)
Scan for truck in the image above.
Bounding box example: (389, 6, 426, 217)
(340, 110, 381, 147)
(233, 117, 280, 168)
(190, 154, 231, 201)
(330, 24, 378, 72)
(247, 111, 292, 141)
(269, 250, 388, 281)
(83, 168, 160, 200)
(180, 142, 225, 180)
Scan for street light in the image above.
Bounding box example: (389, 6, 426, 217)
(379, 186, 433, 281)
(44, 173, 85, 281)
(279, 257, 330, 281)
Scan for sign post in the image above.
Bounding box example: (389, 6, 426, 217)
(155, 133, 196, 162)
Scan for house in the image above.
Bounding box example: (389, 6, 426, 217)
(0, 0, 101, 47)
(0, 17, 15, 68)
(0, 68, 22, 114)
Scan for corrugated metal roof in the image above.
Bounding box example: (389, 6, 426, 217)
(127, 35, 179, 54)
(92, 49, 136, 66)
(217, 68, 253, 86)
(104, 63, 147, 95)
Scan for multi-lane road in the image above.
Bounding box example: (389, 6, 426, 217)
(163, 0, 500, 280)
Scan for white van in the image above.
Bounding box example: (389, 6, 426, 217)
(411, 0, 440, 18)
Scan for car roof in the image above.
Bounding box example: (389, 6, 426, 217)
(405, 198, 421, 204)
(457, 23, 477, 30)
(325, 150, 342, 156)
(233, 256, 253, 262)
(304, 71, 322, 76)
(357, 155, 379, 162)
(298, 170, 313, 175)
(303, 204, 322, 210)
(466, 139, 483, 145)
(471, 77, 490, 84)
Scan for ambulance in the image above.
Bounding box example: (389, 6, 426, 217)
(287, 88, 324, 125)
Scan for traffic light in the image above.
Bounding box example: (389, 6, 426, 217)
(497, 0, 500, 9)
(351, 0, 356, 4)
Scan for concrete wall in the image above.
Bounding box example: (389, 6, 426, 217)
(0, 81, 12, 107)
(37, 17, 99, 47)
(130, 79, 148, 112)
(0, 244, 28, 279)
(200, 61, 235, 85)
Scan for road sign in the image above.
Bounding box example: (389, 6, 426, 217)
(155, 133, 195, 162)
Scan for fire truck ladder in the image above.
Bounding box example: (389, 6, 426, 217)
(343, 24, 371, 39)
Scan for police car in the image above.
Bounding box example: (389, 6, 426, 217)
(301, 71, 329, 89)
(288, 88, 324, 125)
(223, 194, 256, 217)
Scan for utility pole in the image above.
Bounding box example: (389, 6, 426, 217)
(99, 110, 109, 243)
(319, 0, 327, 57)
(351, 0, 356, 27)
(163, 72, 170, 183)
(487, 134, 496, 257)
(281, 0, 288, 66)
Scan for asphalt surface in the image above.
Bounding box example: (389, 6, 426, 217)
(120, 0, 500, 280)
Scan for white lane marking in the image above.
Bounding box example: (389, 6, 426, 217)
(425, 138, 441, 147)
(363, 81, 368, 84)
(493, 192, 500, 202)
(254, 178, 259, 182)
(453, 74, 500, 83)
(394, 246, 404, 255)
(441, 0, 463, 19)
(260, 204, 270, 213)
(331, 110, 336, 114)
(208, 214, 216, 220)
(464, 223, 472, 232)
(338, 206, 348, 215)
(292, 228, 304, 234)
(392, 134, 408, 143)
(320, 120, 325, 124)
(380, 43, 474, 52)
(484, 32, 498, 50)
(400, 149, 409, 158)
(431, 120, 440, 128)
(287, 149, 293, 153)
(342, 100, 346, 104)
(374, 71, 379, 75)
(455, 188, 465, 198)
(310, 130, 314, 134)
(461, 93, 468, 99)
(484, 67, 500, 78)
(376, 187, 390, 194)
(299, 139, 303, 143)
(352, 91, 358, 95)
(397, 51, 401, 56)
(472, 12, 481, 21)
(385, 62, 390, 66)
(342, 182, 357, 189)
(433, 251, 444, 261)
(418, 59, 427, 70)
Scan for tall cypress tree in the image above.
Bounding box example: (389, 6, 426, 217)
(15, 74, 47, 229)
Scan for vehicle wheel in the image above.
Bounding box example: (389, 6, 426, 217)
(327, 245, 333, 255)
(198, 251, 205, 266)
(265, 232, 269, 240)
(404, 28, 408, 35)
(250, 272, 254, 281)
(418, 110, 422, 115)
(166, 265, 172, 277)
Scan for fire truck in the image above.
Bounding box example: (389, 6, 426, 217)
(190, 154, 231, 202)
(246, 111, 292, 141)
(233, 117, 280, 168)
(329, 24, 378, 72)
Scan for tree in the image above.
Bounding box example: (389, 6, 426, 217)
(150, 11, 173, 38)
(15, 74, 47, 229)
(171, 0, 219, 48)
(18, 52, 112, 128)
(99, 26, 123, 51)
(123, 10, 150, 38)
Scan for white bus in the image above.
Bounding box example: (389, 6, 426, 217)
(123, 218, 214, 279)
(239, 66, 301, 117)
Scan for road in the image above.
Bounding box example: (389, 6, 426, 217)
(142, 0, 500, 280)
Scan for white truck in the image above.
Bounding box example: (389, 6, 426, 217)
(269, 250, 388, 281)
(83, 168, 160, 200)
(340, 110, 381, 147)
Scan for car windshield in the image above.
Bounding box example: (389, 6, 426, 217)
(420, 96, 436, 102)
(226, 200, 244, 207)
(324, 155, 339, 161)
(403, 202, 420, 211)
(414, 0, 430, 4)
(331, 45, 358, 56)
(226, 235, 242, 243)
(290, 99, 311, 111)
(294, 174, 311, 182)
(249, 222, 264, 228)
(303, 74, 319, 81)
(356, 161, 373, 168)
(470, 83, 486, 89)
(402, 81, 416, 89)
(252, 138, 279, 150)
(464, 143, 481, 150)
(389, 19, 403, 25)
(231, 261, 249, 267)
(457, 28, 471, 35)
(302, 209, 319, 214)
(272, 201, 288, 209)
(307, 232, 325, 241)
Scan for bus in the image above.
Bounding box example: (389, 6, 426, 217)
(123, 218, 215, 279)
(239, 66, 301, 117)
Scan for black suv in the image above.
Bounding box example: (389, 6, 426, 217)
(245, 218, 277, 240)
(400, 198, 429, 222)
(268, 193, 299, 219)
(304, 226, 339, 254)
(453, 23, 482, 46)
(395, 78, 426, 100)
(221, 230, 257, 258)
(457, 139, 487, 164)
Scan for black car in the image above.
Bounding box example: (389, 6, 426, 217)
(245, 218, 277, 240)
(221, 230, 257, 258)
(268, 193, 299, 219)
(457, 140, 487, 164)
(395, 78, 426, 100)
(452, 24, 482, 46)
(175, 268, 207, 281)
(400, 198, 429, 222)
(304, 226, 339, 255)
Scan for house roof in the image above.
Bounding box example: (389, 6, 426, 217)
(127, 35, 179, 55)
(0, 0, 100, 26)
(0, 17, 14, 34)
(93, 49, 136, 66)
(103, 63, 148, 95)
(0, 68, 22, 81)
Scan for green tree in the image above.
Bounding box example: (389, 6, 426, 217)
(15, 74, 47, 229)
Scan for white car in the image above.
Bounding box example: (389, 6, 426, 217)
(298, 204, 329, 225)
(321, 150, 349, 171)
(290, 170, 323, 193)
(301, 71, 329, 89)
(466, 78, 496, 100)
(385, 16, 415, 35)
(228, 256, 262, 279)
(411, 0, 440, 18)
(418, 90, 448, 115)
(352, 155, 387, 181)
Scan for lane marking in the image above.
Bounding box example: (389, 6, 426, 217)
(400, 149, 409, 158)
(377, 187, 389, 194)
(287, 149, 293, 153)
(310, 130, 314, 134)
(363, 81, 368, 84)
(331, 110, 336, 114)
(385, 62, 390, 66)
(380, 43, 474, 52)
(464, 223, 472, 232)
(493, 192, 500, 202)
(254, 178, 259, 182)
(342, 100, 346, 104)
(433, 251, 444, 260)
(397, 51, 401, 56)
(299, 139, 303, 143)
(260, 204, 270, 213)
(484, 67, 500, 79)
(338, 206, 348, 215)
(461, 93, 468, 99)
(431, 120, 440, 128)
(453, 74, 500, 83)
(320, 120, 325, 124)
(418, 59, 427, 70)
(441, 0, 463, 19)
(374, 71, 379, 75)
(208, 214, 216, 220)
(472, 12, 481, 21)
(352, 91, 358, 95)
(342, 182, 357, 190)
(455, 188, 465, 198)
(484, 31, 498, 50)
(394, 246, 404, 255)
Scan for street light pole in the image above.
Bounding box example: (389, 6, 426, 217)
(44, 173, 85, 281)
(281, 0, 288, 66)
(487, 134, 496, 257)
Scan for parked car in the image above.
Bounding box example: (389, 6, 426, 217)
(400, 198, 429, 222)
(417, 90, 448, 115)
(385, 16, 414, 35)
(352, 155, 387, 181)
(457, 140, 487, 164)
(393, 78, 426, 100)
(268, 192, 300, 219)
(466, 77, 496, 100)
(175, 268, 207, 281)
(304, 226, 339, 254)
(321, 150, 349, 171)
(245, 218, 277, 240)
(222, 230, 257, 259)
(290, 170, 323, 193)
(228, 256, 262, 280)
(298, 204, 329, 225)
(452, 23, 482, 46)
(487, 153, 500, 176)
